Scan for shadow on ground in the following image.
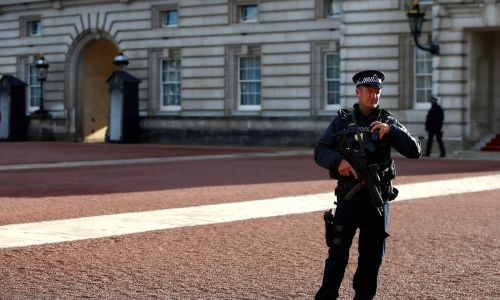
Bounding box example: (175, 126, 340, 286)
(0, 142, 499, 198)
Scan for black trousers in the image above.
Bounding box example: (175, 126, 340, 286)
(315, 195, 389, 300)
(425, 131, 446, 157)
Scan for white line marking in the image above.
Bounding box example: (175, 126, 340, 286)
(0, 150, 311, 171)
(1, 173, 499, 249)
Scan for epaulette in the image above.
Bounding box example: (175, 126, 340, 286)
(337, 108, 353, 120)
(379, 108, 396, 124)
(379, 108, 392, 117)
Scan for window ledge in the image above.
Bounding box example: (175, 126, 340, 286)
(160, 106, 181, 112)
(237, 105, 261, 111)
(154, 110, 182, 116)
(231, 109, 261, 117)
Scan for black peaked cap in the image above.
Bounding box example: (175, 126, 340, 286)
(352, 70, 385, 88)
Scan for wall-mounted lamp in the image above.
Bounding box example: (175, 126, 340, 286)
(407, 1, 439, 55)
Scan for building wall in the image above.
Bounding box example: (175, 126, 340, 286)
(0, 0, 343, 145)
(0, 0, 498, 149)
(435, 0, 500, 148)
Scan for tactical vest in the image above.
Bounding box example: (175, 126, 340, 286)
(332, 107, 396, 183)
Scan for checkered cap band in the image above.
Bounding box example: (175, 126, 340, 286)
(356, 74, 382, 86)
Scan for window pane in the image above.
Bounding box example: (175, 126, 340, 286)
(333, 66, 340, 78)
(326, 54, 333, 66)
(241, 5, 257, 22)
(329, 0, 343, 16)
(326, 67, 334, 79)
(164, 10, 178, 26)
(327, 92, 338, 105)
(241, 82, 249, 93)
(161, 61, 169, 82)
(424, 61, 432, 73)
(170, 11, 178, 25)
(325, 53, 340, 106)
(29, 20, 42, 35)
(246, 69, 253, 80)
(239, 56, 261, 107)
(30, 87, 41, 107)
(247, 57, 254, 68)
(416, 90, 426, 103)
(425, 76, 433, 87)
(253, 69, 260, 81)
(333, 53, 340, 65)
(416, 76, 425, 88)
(241, 94, 249, 105)
(414, 47, 433, 104)
(28, 65, 41, 109)
(161, 58, 181, 107)
(173, 69, 181, 82)
(162, 86, 169, 105)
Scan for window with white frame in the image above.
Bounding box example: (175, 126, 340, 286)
(28, 64, 41, 110)
(325, 52, 340, 106)
(161, 58, 181, 110)
(327, 0, 343, 17)
(414, 47, 433, 105)
(238, 56, 261, 108)
(240, 5, 258, 22)
(162, 10, 178, 27)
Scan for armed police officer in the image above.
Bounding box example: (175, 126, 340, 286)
(314, 70, 421, 300)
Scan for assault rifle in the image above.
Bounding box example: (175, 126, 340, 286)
(344, 148, 385, 217)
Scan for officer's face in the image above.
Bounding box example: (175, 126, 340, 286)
(356, 85, 381, 113)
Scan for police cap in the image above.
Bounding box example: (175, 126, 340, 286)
(352, 70, 385, 89)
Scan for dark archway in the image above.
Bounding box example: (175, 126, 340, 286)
(468, 31, 499, 141)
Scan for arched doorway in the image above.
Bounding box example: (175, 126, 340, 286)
(81, 39, 118, 142)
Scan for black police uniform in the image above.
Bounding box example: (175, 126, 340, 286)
(314, 70, 421, 300)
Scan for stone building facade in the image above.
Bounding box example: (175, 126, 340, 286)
(0, 0, 498, 150)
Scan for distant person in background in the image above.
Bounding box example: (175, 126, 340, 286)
(424, 96, 446, 157)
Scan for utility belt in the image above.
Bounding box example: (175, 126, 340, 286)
(336, 180, 399, 202)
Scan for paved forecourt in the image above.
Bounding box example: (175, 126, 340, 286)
(1, 173, 499, 249)
(1, 143, 500, 299)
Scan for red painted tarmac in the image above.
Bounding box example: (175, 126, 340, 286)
(0, 142, 499, 299)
